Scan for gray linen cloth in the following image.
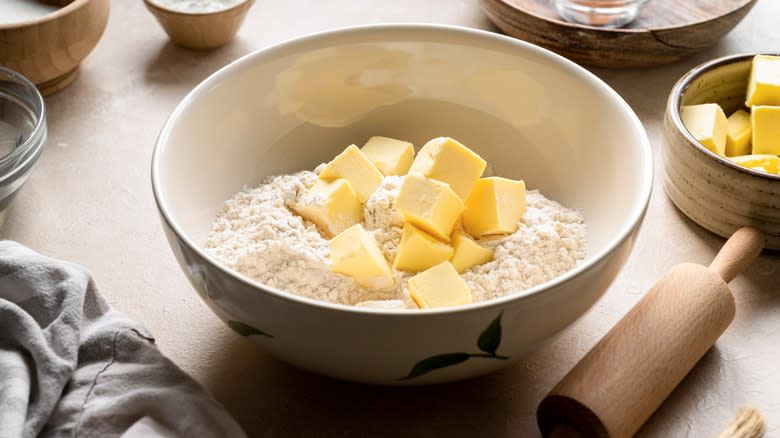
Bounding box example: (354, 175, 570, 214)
(0, 241, 246, 438)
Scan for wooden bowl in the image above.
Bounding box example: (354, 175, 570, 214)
(664, 53, 780, 250)
(480, 0, 757, 68)
(0, 0, 110, 96)
(143, 0, 255, 50)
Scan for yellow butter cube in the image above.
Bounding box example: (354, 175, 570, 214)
(450, 232, 493, 273)
(680, 104, 728, 156)
(725, 109, 752, 157)
(409, 137, 487, 198)
(751, 106, 780, 155)
(397, 172, 464, 242)
(393, 224, 454, 273)
(329, 224, 394, 290)
(291, 179, 362, 238)
(745, 55, 780, 107)
(360, 136, 415, 176)
(463, 177, 526, 237)
(728, 154, 780, 174)
(408, 261, 471, 309)
(319, 144, 384, 202)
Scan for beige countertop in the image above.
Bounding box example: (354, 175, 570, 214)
(5, 0, 780, 436)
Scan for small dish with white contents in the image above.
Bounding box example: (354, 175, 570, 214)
(152, 24, 652, 384)
(143, 0, 255, 49)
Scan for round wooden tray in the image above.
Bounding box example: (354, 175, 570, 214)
(479, 0, 757, 68)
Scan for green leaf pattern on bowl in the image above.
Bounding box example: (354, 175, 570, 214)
(403, 312, 507, 380)
(227, 320, 274, 338)
(477, 312, 502, 355)
(404, 353, 472, 380)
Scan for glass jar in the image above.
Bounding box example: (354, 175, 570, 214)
(555, 0, 650, 28)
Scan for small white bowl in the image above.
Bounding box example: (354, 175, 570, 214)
(664, 53, 780, 249)
(152, 24, 652, 384)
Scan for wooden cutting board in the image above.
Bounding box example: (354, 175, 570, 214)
(479, 0, 757, 68)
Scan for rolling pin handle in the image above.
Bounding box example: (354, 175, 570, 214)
(708, 226, 765, 283)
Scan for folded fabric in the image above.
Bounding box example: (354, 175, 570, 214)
(0, 241, 246, 438)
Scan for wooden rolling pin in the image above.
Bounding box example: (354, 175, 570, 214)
(537, 227, 766, 438)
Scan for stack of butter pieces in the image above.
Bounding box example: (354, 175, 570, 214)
(681, 54, 780, 174)
(292, 136, 526, 309)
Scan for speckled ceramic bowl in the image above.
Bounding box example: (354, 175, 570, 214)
(664, 53, 780, 250)
(152, 24, 653, 384)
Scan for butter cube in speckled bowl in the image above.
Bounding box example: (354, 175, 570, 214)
(151, 24, 652, 384)
(664, 53, 780, 250)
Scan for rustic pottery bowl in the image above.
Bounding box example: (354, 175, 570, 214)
(144, 0, 255, 50)
(152, 24, 653, 384)
(664, 53, 780, 250)
(0, 0, 110, 96)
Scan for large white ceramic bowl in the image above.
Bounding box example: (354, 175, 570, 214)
(152, 24, 652, 384)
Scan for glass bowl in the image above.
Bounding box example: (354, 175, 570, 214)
(0, 67, 47, 211)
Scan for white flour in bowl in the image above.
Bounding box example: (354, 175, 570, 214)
(150, 0, 244, 13)
(206, 170, 586, 308)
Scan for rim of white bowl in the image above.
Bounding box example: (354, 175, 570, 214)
(151, 23, 654, 316)
(668, 52, 780, 181)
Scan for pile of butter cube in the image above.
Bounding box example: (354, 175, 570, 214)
(681, 54, 780, 174)
(292, 136, 526, 309)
